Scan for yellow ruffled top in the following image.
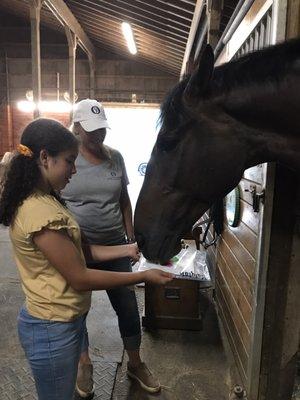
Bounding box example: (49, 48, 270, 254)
(9, 191, 91, 321)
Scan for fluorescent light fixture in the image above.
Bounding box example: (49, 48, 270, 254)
(17, 100, 73, 113)
(122, 22, 137, 55)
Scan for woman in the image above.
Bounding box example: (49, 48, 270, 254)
(0, 118, 172, 400)
(62, 99, 160, 396)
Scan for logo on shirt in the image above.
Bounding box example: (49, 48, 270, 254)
(107, 170, 120, 180)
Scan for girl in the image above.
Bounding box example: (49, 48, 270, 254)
(0, 118, 172, 400)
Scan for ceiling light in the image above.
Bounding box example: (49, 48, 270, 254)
(122, 22, 137, 55)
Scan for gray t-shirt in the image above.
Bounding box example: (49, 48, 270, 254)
(62, 148, 129, 245)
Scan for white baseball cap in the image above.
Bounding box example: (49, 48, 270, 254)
(73, 99, 110, 132)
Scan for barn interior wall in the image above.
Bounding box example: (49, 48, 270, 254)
(0, 11, 177, 156)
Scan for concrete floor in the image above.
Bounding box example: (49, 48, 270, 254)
(0, 225, 238, 399)
(112, 288, 234, 400)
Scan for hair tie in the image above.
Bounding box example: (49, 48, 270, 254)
(17, 144, 34, 158)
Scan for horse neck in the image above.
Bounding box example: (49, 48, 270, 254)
(219, 78, 300, 171)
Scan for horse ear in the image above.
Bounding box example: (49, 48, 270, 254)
(183, 45, 214, 106)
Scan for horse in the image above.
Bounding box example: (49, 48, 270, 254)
(134, 38, 300, 264)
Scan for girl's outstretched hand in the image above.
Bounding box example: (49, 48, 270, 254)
(144, 269, 174, 285)
(126, 243, 140, 261)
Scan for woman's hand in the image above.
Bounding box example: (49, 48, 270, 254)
(144, 269, 174, 285)
(125, 243, 140, 261)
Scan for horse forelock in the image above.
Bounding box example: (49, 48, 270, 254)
(158, 75, 190, 134)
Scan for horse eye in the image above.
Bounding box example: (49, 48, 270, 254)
(157, 131, 179, 151)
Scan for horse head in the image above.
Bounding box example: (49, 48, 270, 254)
(134, 40, 300, 263)
(134, 47, 248, 263)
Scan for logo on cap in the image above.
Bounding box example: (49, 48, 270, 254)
(91, 106, 101, 114)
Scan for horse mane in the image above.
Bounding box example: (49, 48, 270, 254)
(158, 38, 300, 144)
(211, 38, 300, 97)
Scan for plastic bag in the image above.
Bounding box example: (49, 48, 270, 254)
(137, 247, 211, 285)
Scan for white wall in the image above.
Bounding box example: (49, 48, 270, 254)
(104, 106, 160, 210)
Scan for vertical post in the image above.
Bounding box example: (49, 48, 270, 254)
(206, 0, 223, 49)
(65, 27, 77, 122)
(88, 54, 96, 99)
(286, 0, 300, 38)
(5, 53, 13, 151)
(29, 0, 43, 119)
(271, 0, 288, 43)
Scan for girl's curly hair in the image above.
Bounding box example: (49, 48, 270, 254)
(0, 118, 78, 226)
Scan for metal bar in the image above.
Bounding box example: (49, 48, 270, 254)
(180, 0, 206, 77)
(193, 19, 208, 61)
(214, 0, 256, 57)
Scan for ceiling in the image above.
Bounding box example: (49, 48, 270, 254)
(0, 0, 238, 77)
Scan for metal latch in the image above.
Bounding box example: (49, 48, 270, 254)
(245, 185, 265, 213)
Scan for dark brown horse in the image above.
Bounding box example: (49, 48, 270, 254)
(134, 39, 300, 264)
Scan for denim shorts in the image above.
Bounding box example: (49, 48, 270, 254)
(18, 306, 88, 400)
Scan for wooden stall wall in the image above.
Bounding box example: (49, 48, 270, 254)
(201, 0, 274, 389)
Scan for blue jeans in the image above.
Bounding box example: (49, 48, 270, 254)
(88, 254, 141, 350)
(18, 306, 88, 400)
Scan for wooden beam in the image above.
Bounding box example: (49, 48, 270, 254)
(256, 166, 300, 400)
(207, 0, 223, 49)
(286, 0, 300, 38)
(44, 0, 95, 59)
(29, 0, 43, 119)
(180, 0, 206, 78)
(88, 54, 96, 99)
(65, 27, 77, 121)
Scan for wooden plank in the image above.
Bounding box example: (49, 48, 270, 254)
(219, 228, 256, 281)
(216, 266, 251, 353)
(226, 222, 257, 258)
(217, 252, 252, 327)
(240, 199, 260, 234)
(286, 0, 300, 38)
(207, 0, 222, 49)
(218, 239, 253, 307)
(255, 165, 299, 400)
(216, 289, 248, 383)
